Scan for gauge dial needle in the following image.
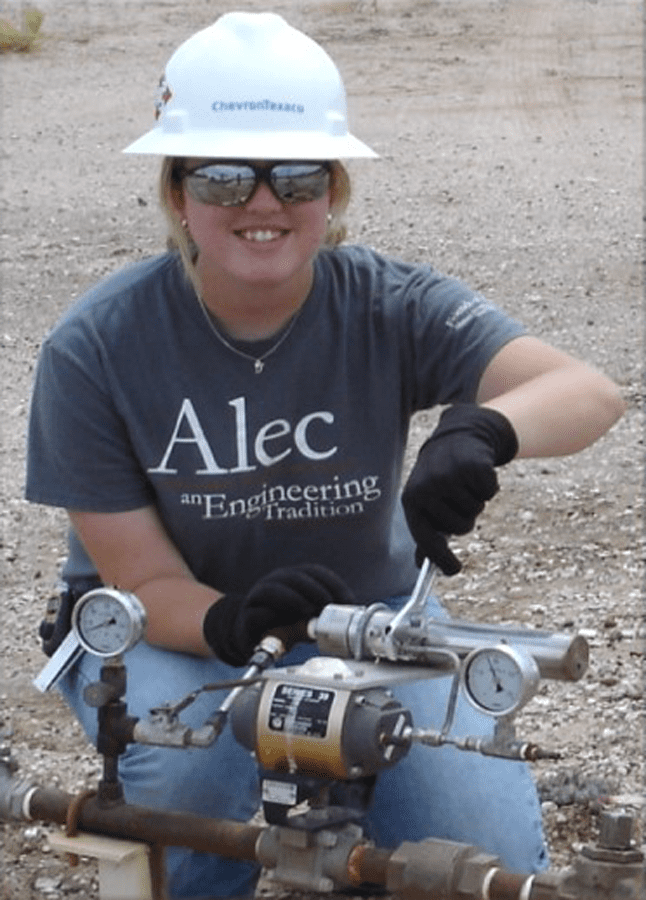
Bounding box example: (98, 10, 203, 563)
(487, 657, 503, 692)
(87, 618, 117, 630)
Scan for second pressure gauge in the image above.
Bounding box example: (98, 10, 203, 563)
(72, 587, 147, 657)
(462, 644, 539, 716)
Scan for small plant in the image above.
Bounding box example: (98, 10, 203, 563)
(0, 6, 44, 52)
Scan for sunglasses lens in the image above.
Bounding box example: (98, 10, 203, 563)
(271, 164, 330, 203)
(185, 164, 257, 206)
(184, 162, 330, 206)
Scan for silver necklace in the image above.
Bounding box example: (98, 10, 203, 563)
(196, 293, 302, 374)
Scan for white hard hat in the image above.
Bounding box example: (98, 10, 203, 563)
(123, 11, 377, 160)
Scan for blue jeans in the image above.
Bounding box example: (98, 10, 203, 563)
(58, 595, 548, 898)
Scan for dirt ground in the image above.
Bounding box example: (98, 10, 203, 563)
(0, 0, 643, 897)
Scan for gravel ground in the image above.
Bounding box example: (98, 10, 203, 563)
(0, 0, 643, 897)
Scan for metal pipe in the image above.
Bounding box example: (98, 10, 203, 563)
(346, 843, 391, 886)
(27, 786, 263, 861)
(7, 776, 642, 899)
(489, 870, 541, 899)
(350, 845, 540, 900)
(24, 783, 536, 898)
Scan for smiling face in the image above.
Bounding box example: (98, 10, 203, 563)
(171, 158, 331, 300)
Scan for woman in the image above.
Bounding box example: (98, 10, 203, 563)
(26, 12, 624, 899)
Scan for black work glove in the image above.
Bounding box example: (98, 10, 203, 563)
(203, 563, 355, 666)
(402, 404, 518, 576)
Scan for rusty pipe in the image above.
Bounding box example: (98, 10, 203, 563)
(345, 845, 530, 897)
(23, 784, 537, 898)
(13, 780, 644, 900)
(27, 786, 263, 860)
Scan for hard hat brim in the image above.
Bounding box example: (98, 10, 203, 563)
(123, 127, 378, 160)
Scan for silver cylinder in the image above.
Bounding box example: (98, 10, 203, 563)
(313, 604, 588, 682)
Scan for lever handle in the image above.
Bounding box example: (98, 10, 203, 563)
(382, 559, 438, 660)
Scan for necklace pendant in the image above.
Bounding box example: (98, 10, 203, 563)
(254, 359, 264, 374)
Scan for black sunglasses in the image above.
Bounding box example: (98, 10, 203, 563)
(180, 160, 331, 207)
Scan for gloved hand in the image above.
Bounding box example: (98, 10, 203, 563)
(203, 563, 355, 666)
(402, 404, 518, 575)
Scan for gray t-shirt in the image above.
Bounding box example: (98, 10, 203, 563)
(26, 246, 524, 601)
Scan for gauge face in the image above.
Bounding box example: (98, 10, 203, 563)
(72, 588, 146, 657)
(463, 645, 538, 716)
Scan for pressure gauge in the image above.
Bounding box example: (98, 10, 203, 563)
(462, 644, 539, 716)
(72, 588, 147, 657)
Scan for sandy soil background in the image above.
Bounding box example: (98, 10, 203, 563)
(0, 0, 643, 897)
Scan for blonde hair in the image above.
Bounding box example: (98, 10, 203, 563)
(158, 158, 352, 296)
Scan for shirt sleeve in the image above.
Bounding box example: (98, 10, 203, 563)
(25, 334, 153, 511)
(399, 264, 526, 410)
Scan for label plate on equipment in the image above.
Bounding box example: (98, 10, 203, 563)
(262, 779, 298, 805)
(268, 684, 334, 738)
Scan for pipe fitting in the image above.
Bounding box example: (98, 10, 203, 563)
(256, 822, 365, 893)
(532, 811, 645, 900)
(0, 756, 37, 822)
(386, 838, 504, 900)
(596, 810, 640, 852)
